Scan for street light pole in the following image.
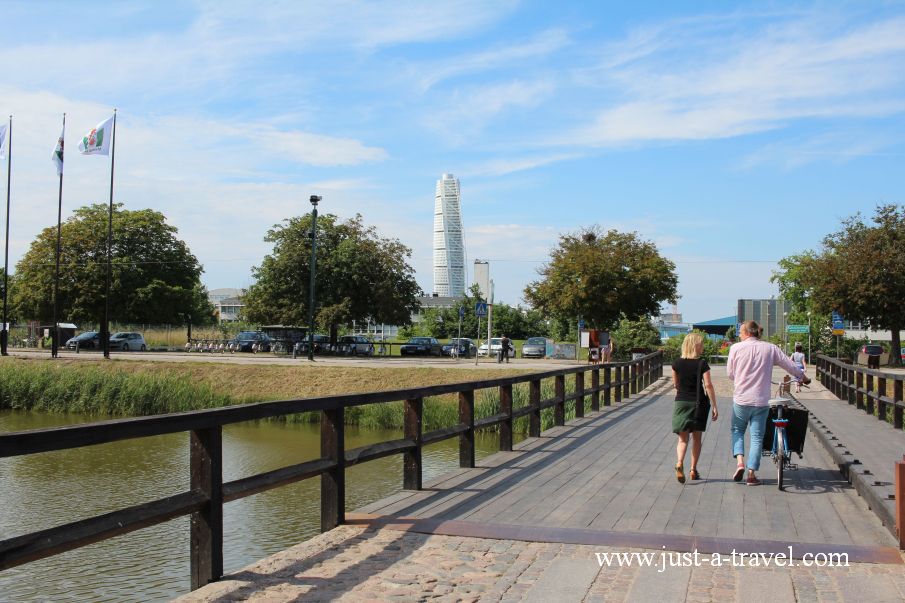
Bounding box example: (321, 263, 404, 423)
(807, 311, 812, 364)
(307, 195, 321, 361)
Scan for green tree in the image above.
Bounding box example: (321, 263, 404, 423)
(525, 227, 678, 331)
(611, 315, 662, 360)
(774, 204, 905, 365)
(662, 330, 721, 362)
(12, 204, 213, 325)
(242, 213, 421, 339)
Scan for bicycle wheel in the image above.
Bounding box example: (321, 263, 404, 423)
(776, 431, 785, 490)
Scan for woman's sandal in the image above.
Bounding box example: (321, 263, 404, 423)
(675, 463, 686, 484)
(689, 469, 701, 480)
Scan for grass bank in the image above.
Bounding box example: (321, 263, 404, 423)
(0, 358, 583, 432)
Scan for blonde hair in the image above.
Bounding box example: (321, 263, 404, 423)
(681, 332, 704, 359)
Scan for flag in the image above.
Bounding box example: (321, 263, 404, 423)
(52, 125, 64, 175)
(78, 115, 114, 155)
(0, 122, 8, 159)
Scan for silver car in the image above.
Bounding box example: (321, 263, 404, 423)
(109, 332, 147, 351)
(338, 335, 375, 356)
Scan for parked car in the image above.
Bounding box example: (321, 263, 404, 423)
(65, 331, 101, 350)
(478, 338, 516, 359)
(294, 334, 331, 355)
(230, 330, 272, 353)
(338, 335, 375, 356)
(521, 337, 548, 359)
(442, 338, 477, 358)
(400, 337, 442, 356)
(109, 332, 147, 351)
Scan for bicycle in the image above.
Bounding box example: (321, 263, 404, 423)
(766, 376, 809, 490)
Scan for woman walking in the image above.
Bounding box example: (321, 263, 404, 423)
(672, 333, 718, 483)
(790, 343, 807, 392)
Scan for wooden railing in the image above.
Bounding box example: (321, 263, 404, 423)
(0, 352, 663, 590)
(815, 354, 905, 429)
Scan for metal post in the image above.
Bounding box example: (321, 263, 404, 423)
(1, 115, 11, 356)
(307, 195, 321, 361)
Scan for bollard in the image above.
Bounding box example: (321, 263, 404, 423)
(897, 454, 905, 550)
(75, 341, 79, 354)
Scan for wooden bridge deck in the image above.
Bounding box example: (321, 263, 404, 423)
(359, 374, 895, 549)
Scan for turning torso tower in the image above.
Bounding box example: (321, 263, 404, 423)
(432, 173, 466, 297)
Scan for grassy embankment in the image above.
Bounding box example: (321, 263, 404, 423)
(0, 358, 581, 433)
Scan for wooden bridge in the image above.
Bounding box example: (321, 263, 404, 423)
(3, 352, 905, 601)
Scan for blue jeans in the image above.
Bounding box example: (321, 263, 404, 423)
(731, 403, 770, 472)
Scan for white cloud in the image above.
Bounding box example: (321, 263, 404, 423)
(460, 152, 581, 177)
(740, 131, 899, 170)
(568, 13, 905, 146)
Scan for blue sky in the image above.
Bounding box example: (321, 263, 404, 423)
(2, 1, 904, 324)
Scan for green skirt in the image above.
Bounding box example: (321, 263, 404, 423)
(672, 399, 709, 434)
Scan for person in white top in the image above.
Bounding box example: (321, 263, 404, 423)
(789, 343, 807, 393)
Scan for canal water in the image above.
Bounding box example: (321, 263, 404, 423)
(0, 411, 506, 602)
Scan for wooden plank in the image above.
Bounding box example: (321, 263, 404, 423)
(500, 384, 513, 451)
(403, 397, 423, 490)
(344, 438, 414, 467)
(222, 458, 335, 502)
(459, 390, 475, 468)
(320, 407, 344, 532)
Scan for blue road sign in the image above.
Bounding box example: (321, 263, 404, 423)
(578, 319, 586, 329)
(459, 306, 465, 319)
(475, 302, 488, 317)
(831, 310, 844, 330)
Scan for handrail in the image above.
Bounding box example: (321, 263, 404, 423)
(0, 351, 664, 592)
(814, 354, 905, 430)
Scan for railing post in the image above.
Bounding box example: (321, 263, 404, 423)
(575, 372, 585, 418)
(622, 364, 630, 400)
(554, 374, 565, 426)
(866, 373, 875, 416)
(856, 371, 864, 409)
(643, 359, 650, 389)
(403, 397, 423, 490)
(529, 379, 541, 437)
(614, 366, 622, 403)
(846, 367, 855, 404)
(630, 362, 637, 395)
(603, 365, 612, 406)
(499, 384, 513, 451)
(459, 389, 475, 468)
(878, 376, 888, 423)
(591, 367, 600, 412)
(320, 407, 345, 531)
(190, 426, 223, 590)
(894, 379, 904, 430)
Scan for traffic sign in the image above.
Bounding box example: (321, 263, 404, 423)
(475, 302, 488, 317)
(831, 310, 845, 335)
(786, 324, 809, 333)
(459, 306, 465, 319)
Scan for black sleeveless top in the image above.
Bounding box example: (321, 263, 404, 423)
(672, 358, 710, 403)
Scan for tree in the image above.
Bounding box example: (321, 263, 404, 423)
(611, 315, 662, 360)
(773, 204, 905, 365)
(242, 213, 421, 339)
(12, 204, 214, 325)
(525, 227, 678, 330)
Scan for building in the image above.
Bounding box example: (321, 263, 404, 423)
(737, 298, 789, 339)
(473, 260, 490, 300)
(410, 294, 462, 324)
(208, 288, 245, 323)
(692, 315, 738, 339)
(433, 173, 466, 297)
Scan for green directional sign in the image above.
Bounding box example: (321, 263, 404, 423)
(786, 324, 809, 333)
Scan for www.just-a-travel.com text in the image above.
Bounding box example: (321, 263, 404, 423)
(595, 546, 849, 572)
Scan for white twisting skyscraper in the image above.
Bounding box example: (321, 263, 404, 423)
(433, 173, 466, 297)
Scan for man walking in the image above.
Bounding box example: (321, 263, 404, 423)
(499, 334, 511, 363)
(727, 320, 810, 485)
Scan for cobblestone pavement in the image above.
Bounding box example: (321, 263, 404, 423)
(176, 524, 905, 602)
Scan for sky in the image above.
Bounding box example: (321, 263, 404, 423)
(1, 1, 904, 324)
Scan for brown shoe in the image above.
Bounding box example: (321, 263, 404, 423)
(746, 475, 762, 486)
(733, 464, 745, 482)
(675, 464, 685, 484)
(690, 469, 701, 480)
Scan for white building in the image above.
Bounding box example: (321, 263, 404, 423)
(208, 288, 244, 323)
(433, 173, 466, 297)
(473, 260, 490, 300)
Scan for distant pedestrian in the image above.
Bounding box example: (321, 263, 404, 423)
(671, 333, 718, 483)
(790, 343, 807, 393)
(727, 320, 810, 486)
(499, 334, 511, 363)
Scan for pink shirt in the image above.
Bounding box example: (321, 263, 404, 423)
(726, 337, 806, 406)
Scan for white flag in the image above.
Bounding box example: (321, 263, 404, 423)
(0, 122, 8, 160)
(52, 125, 64, 176)
(78, 115, 114, 155)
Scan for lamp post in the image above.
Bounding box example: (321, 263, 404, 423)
(306, 195, 321, 361)
(783, 311, 788, 352)
(807, 311, 812, 364)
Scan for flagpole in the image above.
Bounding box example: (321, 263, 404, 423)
(1, 115, 11, 356)
(102, 109, 116, 359)
(52, 113, 65, 359)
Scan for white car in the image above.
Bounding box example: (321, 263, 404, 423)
(477, 338, 516, 359)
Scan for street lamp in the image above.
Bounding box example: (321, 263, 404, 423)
(807, 311, 812, 364)
(307, 195, 321, 361)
